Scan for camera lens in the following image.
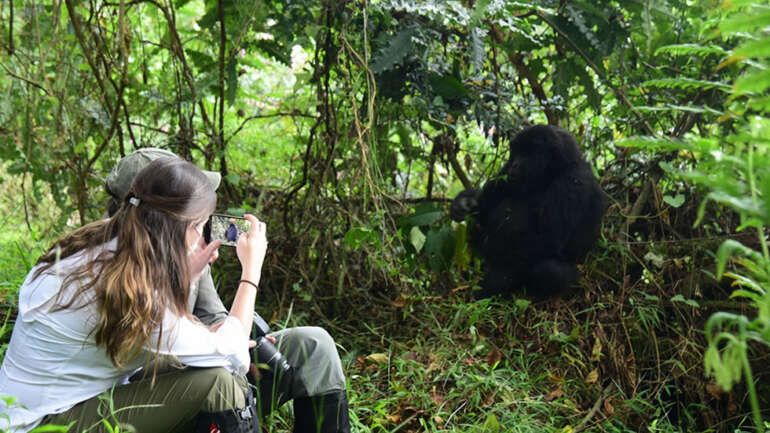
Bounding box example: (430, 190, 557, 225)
(255, 337, 292, 374)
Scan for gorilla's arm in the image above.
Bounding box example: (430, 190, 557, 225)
(535, 166, 605, 262)
(450, 189, 479, 221)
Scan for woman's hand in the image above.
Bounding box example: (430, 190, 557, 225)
(236, 214, 268, 283)
(189, 238, 222, 283)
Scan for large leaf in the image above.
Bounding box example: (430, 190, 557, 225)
(428, 73, 469, 101)
(425, 226, 455, 271)
(370, 25, 419, 74)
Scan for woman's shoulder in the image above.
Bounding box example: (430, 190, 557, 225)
(20, 239, 117, 315)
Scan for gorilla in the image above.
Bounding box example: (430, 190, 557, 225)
(451, 125, 606, 299)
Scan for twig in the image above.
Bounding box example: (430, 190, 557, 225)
(0, 62, 49, 94)
(444, 400, 467, 427)
(573, 384, 612, 433)
(226, 111, 316, 143)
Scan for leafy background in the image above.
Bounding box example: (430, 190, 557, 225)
(1, 0, 769, 432)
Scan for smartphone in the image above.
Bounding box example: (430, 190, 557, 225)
(203, 214, 250, 247)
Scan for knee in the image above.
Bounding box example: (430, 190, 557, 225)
(195, 367, 248, 412)
(305, 327, 337, 357)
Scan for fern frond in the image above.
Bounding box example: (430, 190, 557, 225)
(370, 26, 419, 74)
(469, 28, 486, 76)
(635, 104, 724, 115)
(655, 44, 727, 57)
(642, 78, 731, 92)
(734, 38, 770, 59)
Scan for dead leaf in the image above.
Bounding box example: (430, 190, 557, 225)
(547, 374, 565, 384)
(365, 353, 388, 364)
(386, 413, 401, 423)
(603, 397, 615, 415)
(486, 348, 502, 367)
(590, 336, 603, 362)
(430, 386, 443, 405)
(546, 385, 565, 402)
(451, 285, 470, 294)
(433, 415, 444, 427)
(706, 383, 724, 399)
(584, 368, 599, 385)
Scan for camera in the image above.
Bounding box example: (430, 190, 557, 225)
(252, 312, 292, 375)
(203, 214, 251, 247)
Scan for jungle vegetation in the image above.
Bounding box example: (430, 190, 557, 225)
(1, 0, 769, 432)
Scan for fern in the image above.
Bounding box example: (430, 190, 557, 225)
(655, 44, 727, 58)
(469, 28, 486, 77)
(720, 8, 770, 34)
(370, 26, 419, 74)
(641, 77, 731, 92)
(635, 104, 724, 115)
(734, 38, 770, 59)
(734, 69, 770, 95)
(470, 0, 493, 27)
(564, 4, 600, 51)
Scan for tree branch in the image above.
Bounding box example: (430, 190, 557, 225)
(536, 11, 656, 136)
(227, 111, 316, 143)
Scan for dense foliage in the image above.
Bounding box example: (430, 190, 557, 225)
(1, 0, 769, 432)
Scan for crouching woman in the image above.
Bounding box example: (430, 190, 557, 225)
(0, 157, 267, 432)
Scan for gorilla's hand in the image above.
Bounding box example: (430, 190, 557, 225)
(450, 189, 479, 221)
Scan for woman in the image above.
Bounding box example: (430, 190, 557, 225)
(0, 157, 267, 432)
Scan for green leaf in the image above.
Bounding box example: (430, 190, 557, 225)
(671, 294, 700, 308)
(720, 9, 770, 34)
(655, 43, 727, 57)
(469, 28, 486, 76)
(469, 0, 493, 27)
(663, 194, 685, 208)
(344, 227, 378, 249)
(425, 226, 455, 271)
(29, 424, 73, 433)
(401, 210, 444, 228)
(370, 26, 418, 74)
(617, 136, 691, 151)
(453, 222, 471, 270)
(642, 78, 731, 92)
(734, 69, 770, 95)
(482, 413, 501, 433)
(400, 202, 445, 228)
(428, 74, 469, 101)
(225, 173, 240, 186)
(409, 226, 426, 252)
(715, 240, 757, 279)
(733, 38, 770, 59)
(514, 298, 531, 310)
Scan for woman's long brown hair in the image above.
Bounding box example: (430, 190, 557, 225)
(34, 157, 216, 369)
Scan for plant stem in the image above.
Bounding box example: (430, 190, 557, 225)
(746, 143, 769, 260)
(742, 350, 764, 433)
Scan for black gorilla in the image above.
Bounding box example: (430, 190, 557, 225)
(451, 125, 606, 299)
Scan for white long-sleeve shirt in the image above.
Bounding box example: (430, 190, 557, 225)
(0, 240, 250, 432)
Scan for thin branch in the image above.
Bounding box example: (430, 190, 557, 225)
(0, 62, 49, 94)
(508, 52, 560, 125)
(8, 0, 14, 54)
(129, 121, 172, 134)
(536, 11, 656, 136)
(227, 111, 316, 143)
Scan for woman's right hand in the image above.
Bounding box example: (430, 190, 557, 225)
(236, 214, 268, 283)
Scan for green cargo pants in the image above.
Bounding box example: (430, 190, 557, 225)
(42, 367, 249, 433)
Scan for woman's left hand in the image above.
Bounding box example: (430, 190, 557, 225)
(189, 238, 222, 283)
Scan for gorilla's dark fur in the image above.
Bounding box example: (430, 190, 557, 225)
(451, 125, 606, 299)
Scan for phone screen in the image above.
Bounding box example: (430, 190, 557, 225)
(203, 214, 250, 247)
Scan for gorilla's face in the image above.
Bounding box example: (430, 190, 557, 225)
(503, 125, 581, 190)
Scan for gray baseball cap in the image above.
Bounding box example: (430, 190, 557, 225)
(105, 148, 222, 200)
